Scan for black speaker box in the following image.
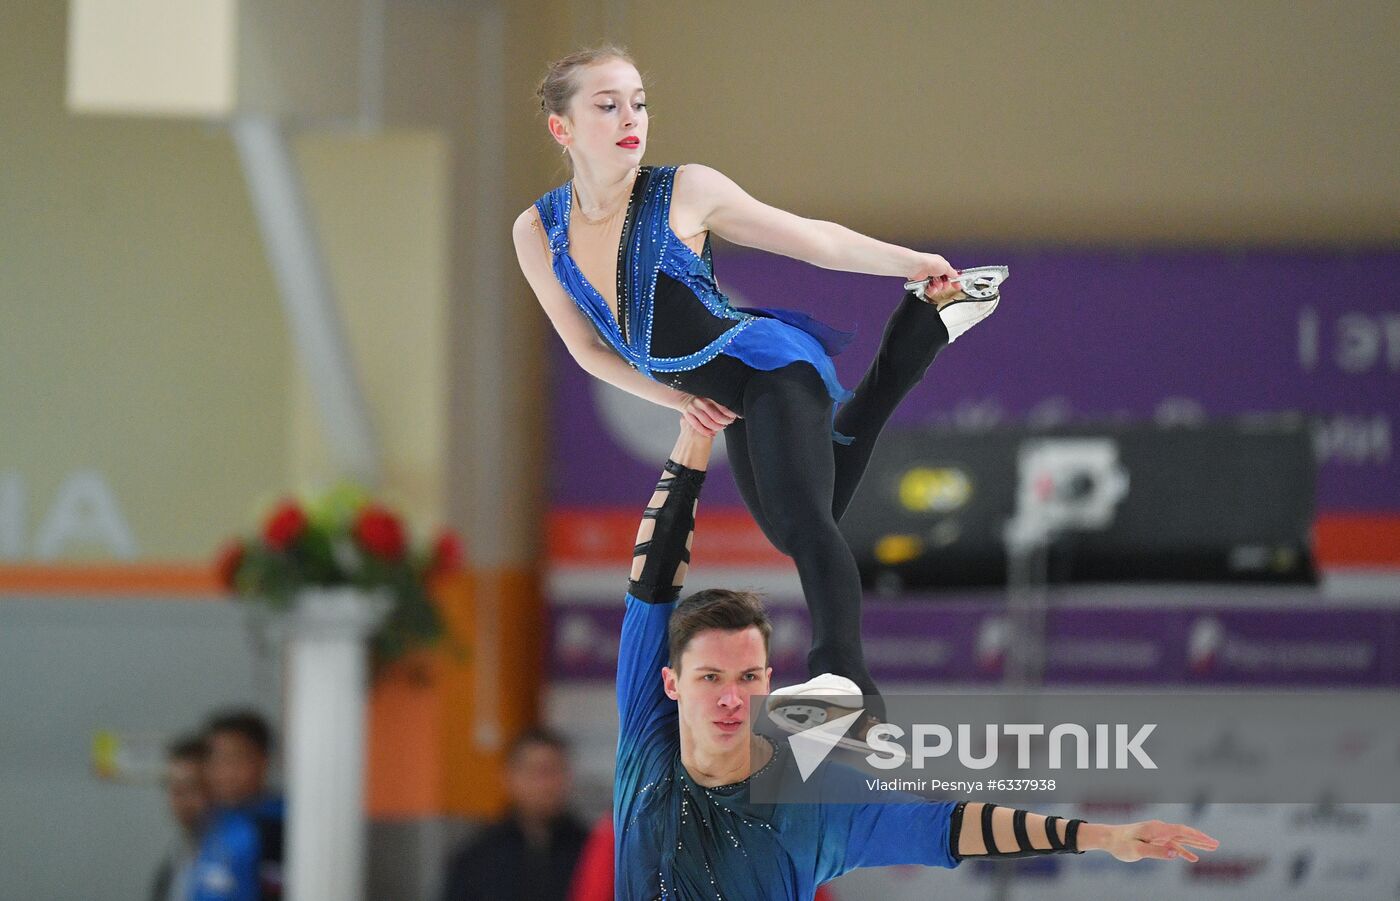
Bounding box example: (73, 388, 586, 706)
(837, 422, 1317, 588)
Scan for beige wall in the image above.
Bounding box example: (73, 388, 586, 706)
(290, 132, 452, 530)
(1, 2, 289, 561)
(620, 0, 1400, 245)
(2, 4, 457, 561)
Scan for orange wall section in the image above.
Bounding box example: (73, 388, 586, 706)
(366, 565, 544, 819)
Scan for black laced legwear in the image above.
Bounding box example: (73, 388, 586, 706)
(947, 802, 1087, 861)
(628, 459, 706, 605)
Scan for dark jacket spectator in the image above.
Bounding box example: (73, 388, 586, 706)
(443, 810, 589, 901)
(442, 728, 588, 901)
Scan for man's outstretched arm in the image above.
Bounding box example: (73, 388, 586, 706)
(949, 803, 1218, 863)
(616, 423, 715, 744)
(819, 796, 1218, 878)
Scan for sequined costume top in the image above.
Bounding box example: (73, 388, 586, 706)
(533, 165, 854, 416)
(615, 598, 959, 900)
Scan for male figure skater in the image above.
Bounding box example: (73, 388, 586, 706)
(612, 422, 1218, 899)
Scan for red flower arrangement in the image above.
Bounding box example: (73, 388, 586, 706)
(263, 502, 308, 551)
(354, 505, 407, 560)
(216, 486, 465, 664)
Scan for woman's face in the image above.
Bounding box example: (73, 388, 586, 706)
(555, 58, 647, 168)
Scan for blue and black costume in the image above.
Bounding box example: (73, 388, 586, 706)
(537, 164, 953, 710)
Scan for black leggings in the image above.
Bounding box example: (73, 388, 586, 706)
(721, 293, 950, 709)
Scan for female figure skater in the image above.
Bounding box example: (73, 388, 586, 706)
(513, 47, 998, 730)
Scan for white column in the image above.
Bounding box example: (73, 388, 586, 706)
(284, 587, 390, 901)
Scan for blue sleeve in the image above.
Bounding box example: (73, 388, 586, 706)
(616, 593, 679, 755)
(809, 765, 959, 880)
(613, 594, 681, 849)
(817, 800, 959, 877)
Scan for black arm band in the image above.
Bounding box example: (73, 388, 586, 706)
(947, 803, 1086, 860)
(628, 460, 706, 604)
(981, 802, 1000, 855)
(1064, 818, 1085, 853)
(1046, 815, 1065, 851)
(947, 801, 967, 861)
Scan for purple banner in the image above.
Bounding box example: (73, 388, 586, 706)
(551, 247, 1400, 512)
(547, 595, 1400, 687)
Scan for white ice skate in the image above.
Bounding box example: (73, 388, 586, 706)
(766, 673, 875, 752)
(905, 265, 1007, 343)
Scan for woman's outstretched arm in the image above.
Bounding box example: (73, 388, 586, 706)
(672, 164, 960, 287)
(512, 207, 737, 436)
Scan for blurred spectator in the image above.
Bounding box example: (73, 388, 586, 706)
(442, 728, 588, 901)
(190, 709, 285, 901)
(150, 735, 210, 901)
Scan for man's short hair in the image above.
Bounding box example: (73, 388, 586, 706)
(507, 727, 570, 766)
(667, 589, 772, 669)
(203, 709, 274, 756)
(167, 734, 208, 764)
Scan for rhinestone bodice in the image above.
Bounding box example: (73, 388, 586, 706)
(535, 165, 755, 378)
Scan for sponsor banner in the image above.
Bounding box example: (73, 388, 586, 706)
(1181, 609, 1398, 685)
(549, 247, 1400, 522)
(547, 599, 1400, 687)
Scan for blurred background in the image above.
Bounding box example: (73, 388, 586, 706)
(2, 1, 1398, 899)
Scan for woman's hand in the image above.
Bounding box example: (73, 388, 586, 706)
(908, 253, 965, 306)
(677, 394, 739, 438)
(1080, 820, 1220, 863)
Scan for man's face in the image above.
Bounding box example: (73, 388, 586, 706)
(204, 731, 268, 807)
(663, 627, 772, 756)
(506, 743, 572, 822)
(165, 757, 208, 835)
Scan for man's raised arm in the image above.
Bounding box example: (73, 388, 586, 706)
(616, 423, 715, 744)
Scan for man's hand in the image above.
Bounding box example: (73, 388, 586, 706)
(1078, 820, 1220, 863)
